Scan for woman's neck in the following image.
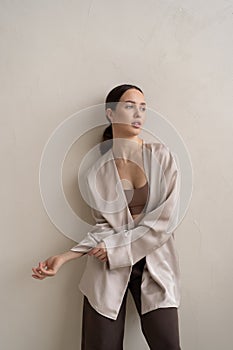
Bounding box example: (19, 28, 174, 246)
(111, 137, 143, 164)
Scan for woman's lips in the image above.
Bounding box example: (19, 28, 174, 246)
(131, 122, 141, 128)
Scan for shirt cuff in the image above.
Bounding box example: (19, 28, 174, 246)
(103, 230, 132, 270)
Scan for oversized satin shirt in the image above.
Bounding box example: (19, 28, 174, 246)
(71, 140, 181, 320)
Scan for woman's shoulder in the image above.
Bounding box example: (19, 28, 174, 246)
(145, 140, 171, 156)
(145, 141, 178, 171)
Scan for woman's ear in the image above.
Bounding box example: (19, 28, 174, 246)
(106, 108, 114, 123)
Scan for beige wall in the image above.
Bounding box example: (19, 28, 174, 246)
(1, 1, 233, 349)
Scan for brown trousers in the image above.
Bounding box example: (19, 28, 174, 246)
(81, 257, 181, 350)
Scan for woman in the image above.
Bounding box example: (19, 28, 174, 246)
(32, 84, 182, 350)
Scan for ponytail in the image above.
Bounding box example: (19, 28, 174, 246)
(99, 123, 113, 155)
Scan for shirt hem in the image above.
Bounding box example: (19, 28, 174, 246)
(79, 286, 119, 320)
(141, 302, 180, 315)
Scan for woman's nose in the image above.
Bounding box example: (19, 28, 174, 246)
(134, 105, 143, 117)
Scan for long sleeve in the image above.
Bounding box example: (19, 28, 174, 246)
(70, 192, 115, 254)
(102, 147, 181, 270)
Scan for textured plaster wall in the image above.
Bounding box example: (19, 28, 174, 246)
(0, 1, 233, 349)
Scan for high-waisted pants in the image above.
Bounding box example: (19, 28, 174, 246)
(81, 257, 182, 350)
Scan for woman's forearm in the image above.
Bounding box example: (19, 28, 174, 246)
(32, 250, 85, 280)
(60, 250, 84, 263)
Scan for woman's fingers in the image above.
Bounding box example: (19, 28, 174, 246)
(32, 267, 46, 280)
(87, 245, 108, 262)
(88, 243, 106, 255)
(88, 247, 99, 256)
(39, 262, 50, 273)
(39, 261, 47, 269)
(31, 262, 53, 279)
(92, 250, 108, 261)
(32, 273, 46, 280)
(38, 262, 55, 276)
(99, 255, 108, 262)
(93, 249, 104, 257)
(94, 251, 107, 260)
(31, 256, 60, 280)
(32, 267, 41, 276)
(89, 247, 105, 256)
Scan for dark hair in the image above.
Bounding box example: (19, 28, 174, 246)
(100, 84, 144, 155)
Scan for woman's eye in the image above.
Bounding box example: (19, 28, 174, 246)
(125, 104, 146, 111)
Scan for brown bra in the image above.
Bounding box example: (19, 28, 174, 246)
(124, 182, 149, 215)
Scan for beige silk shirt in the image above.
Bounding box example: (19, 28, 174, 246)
(71, 140, 181, 320)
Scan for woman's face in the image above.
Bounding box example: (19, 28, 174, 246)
(106, 88, 147, 136)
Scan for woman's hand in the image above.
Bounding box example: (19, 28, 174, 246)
(88, 242, 108, 262)
(32, 255, 65, 280)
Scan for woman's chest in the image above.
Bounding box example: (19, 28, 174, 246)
(115, 160, 147, 189)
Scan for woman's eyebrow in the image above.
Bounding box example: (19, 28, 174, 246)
(123, 100, 146, 105)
